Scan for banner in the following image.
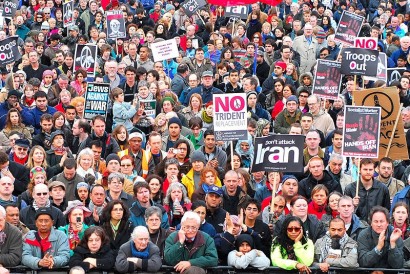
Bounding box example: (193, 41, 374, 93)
(74, 44, 97, 78)
(140, 100, 156, 119)
(364, 52, 387, 82)
(180, 0, 206, 17)
(0, 36, 21, 66)
(334, 11, 364, 46)
(341, 48, 379, 76)
(387, 67, 406, 85)
(63, 0, 74, 27)
(213, 93, 247, 141)
(106, 10, 126, 39)
(252, 135, 305, 172)
(224, 6, 249, 19)
(83, 83, 110, 121)
(353, 87, 408, 160)
(354, 37, 378, 50)
(342, 106, 381, 158)
(2, 0, 17, 18)
(312, 60, 341, 100)
(151, 39, 180, 62)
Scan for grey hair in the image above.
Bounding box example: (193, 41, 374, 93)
(131, 226, 149, 240)
(329, 153, 344, 163)
(181, 211, 201, 225)
(108, 172, 125, 184)
(144, 206, 162, 220)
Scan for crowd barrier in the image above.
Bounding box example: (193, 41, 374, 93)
(7, 266, 410, 274)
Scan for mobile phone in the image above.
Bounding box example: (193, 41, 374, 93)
(76, 217, 81, 223)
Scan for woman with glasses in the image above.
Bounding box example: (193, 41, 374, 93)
(100, 200, 134, 257)
(271, 215, 314, 272)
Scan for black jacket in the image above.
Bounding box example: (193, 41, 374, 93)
(298, 170, 342, 200)
(69, 244, 115, 272)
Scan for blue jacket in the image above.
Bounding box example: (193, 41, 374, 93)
(22, 106, 57, 134)
(129, 200, 169, 229)
(22, 228, 70, 269)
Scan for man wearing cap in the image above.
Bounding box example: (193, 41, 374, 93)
(184, 70, 222, 105)
(161, 117, 195, 154)
(80, 0, 99, 32)
(20, 183, 66, 231)
(274, 95, 303, 134)
(205, 185, 226, 233)
(118, 132, 155, 179)
(292, 23, 318, 74)
(10, 139, 30, 165)
(255, 50, 270, 85)
(22, 207, 70, 269)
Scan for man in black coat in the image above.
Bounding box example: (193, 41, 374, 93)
(0, 151, 29, 196)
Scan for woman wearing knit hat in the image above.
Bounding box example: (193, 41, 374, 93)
(227, 234, 270, 270)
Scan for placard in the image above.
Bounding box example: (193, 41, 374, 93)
(0, 36, 21, 66)
(312, 60, 342, 100)
(252, 135, 305, 172)
(341, 48, 379, 76)
(83, 83, 110, 121)
(106, 10, 126, 39)
(334, 11, 365, 46)
(74, 44, 97, 78)
(353, 87, 408, 160)
(213, 93, 247, 141)
(151, 39, 180, 62)
(342, 106, 381, 158)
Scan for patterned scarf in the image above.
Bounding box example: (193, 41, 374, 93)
(319, 232, 349, 262)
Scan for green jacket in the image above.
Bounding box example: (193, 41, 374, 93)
(164, 230, 218, 268)
(271, 239, 314, 270)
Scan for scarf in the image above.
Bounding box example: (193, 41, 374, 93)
(201, 110, 213, 124)
(319, 232, 349, 262)
(33, 200, 51, 211)
(130, 241, 150, 259)
(68, 225, 80, 250)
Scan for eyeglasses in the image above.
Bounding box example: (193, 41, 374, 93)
(36, 192, 48, 196)
(287, 226, 301, 233)
(182, 226, 198, 231)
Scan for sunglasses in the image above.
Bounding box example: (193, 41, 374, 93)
(36, 192, 48, 196)
(287, 226, 301, 233)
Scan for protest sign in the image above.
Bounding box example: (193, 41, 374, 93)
(74, 44, 97, 78)
(342, 106, 381, 158)
(252, 135, 305, 173)
(213, 93, 247, 141)
(354, 37, 378, 50)
(140, 100, 156, 119)
(63, 0, 74, 27)
(364, 52, 387, 82)
(312, 60, 341, 100)
(106, 10, 126, 39)
(180, 0, 206, 17)
(225, 6, 248, 19)
(340, 48, 379, 76)
(353, 87, 408, 160)
(334, 11, 364, 46)
(0, 36, 21, 66)
(83, 83, 110, 121)
(2, 0, 17, 18)
(151, 39, 180, 62)
(387, 67, 406, 86)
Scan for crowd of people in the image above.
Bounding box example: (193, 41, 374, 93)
(0, 0, 409, 273)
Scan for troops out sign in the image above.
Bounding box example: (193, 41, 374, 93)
(213, 93, 247, 141)
(341, 48, 379, 76)
(353, 87, 409, 160)
(74, 44, 97, 77)
(252, 135, 305, 173)
(312, 60, 341, 100)
(0, 36, 21, 66)
(83, 83, 110, 121)
(342, 106, 381, 158)
(106, 10, 126, 39)
(334, 11, 364, 46)
(180, 0, 206, 17)
(63, 0, 74, 27)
